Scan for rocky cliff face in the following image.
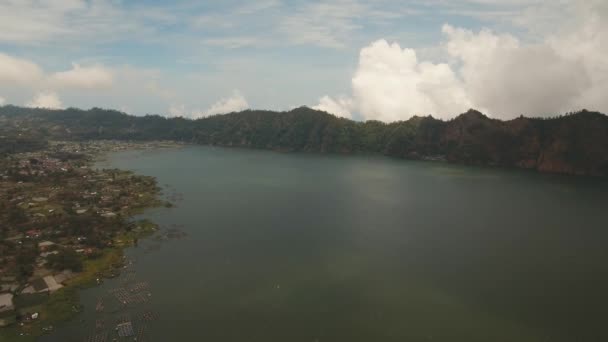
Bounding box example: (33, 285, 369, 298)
(406, 109, 608, 176)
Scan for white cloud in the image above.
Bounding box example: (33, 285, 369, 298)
(313, 95, 353, 118)
(0, 52, 119, 108)
(353, 39, 471, 121)
(165, 91, 249, 120)
(316, 39, 471, 121)
(168, 104, 195, 119)
(202, 37, 266, 49)
(26, 92, 63, 109)
(0, 53, 44, 84)
(317, 1, 608, 121)
(0, 96, 5, 106)
(0, 53, 114, 90)
(443, 24, 589, 117)
(49, 63, 113, 89)
(0, 0, 170, 45)
(0, 0, 606, 120)
(235, 0, 282, 15)
(280, 0, 368, 48)
(204, 91, 249, 116)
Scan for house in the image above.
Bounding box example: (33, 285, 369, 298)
(101, 212, 117, 218)
(38, 241, 55, 251)
(43, 275, 63, 292)
(26, 230, 41, 238)
(21, 278, 48, 294)
(0, 293, 14, 313)
(31, 278, 49, 293)
(0, 293, 15, 327)
(40, 251, 59, 258)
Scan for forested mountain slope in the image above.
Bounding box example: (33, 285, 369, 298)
(2, 105, 607, 176)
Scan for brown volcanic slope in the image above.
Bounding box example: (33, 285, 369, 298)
(433, 109, 608, 176)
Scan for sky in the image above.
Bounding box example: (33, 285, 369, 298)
(0, 0, 606, 122)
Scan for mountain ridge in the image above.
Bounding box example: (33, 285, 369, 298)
(1, 105, 607, 176)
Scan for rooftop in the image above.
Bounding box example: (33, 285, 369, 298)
(0, 293, 14, 312)
(38, 241, 55, 247)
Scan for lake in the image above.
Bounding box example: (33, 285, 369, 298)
(42, 145, 608, 342)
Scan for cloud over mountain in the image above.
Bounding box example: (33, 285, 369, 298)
(26, 92, 63, 109)
(317, 1, 608, 121)
(204, 91, 249, 116)
(167, 91, 250, 119)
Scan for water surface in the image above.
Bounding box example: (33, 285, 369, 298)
(44, 146, 608, 341)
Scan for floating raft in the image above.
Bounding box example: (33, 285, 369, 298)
(116, 322, 135, 338)
(136, 325, 148, 341)
(139, 310, 159, 322)
(129, 281, 150, 293)
(83, 331, 108, 342)
(121, 270, 137, 283)
(115, 314, 131, 325)
(95, 298, 104, 312)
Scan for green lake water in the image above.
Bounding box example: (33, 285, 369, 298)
(42, 146, 608, 341)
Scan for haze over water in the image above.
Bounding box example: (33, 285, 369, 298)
(45, 146, 608, 342)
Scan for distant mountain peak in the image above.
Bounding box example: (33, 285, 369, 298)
(453, 108, 487, 121)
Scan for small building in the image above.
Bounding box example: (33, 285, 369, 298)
(0, 293, 14, 313)
(43, 275, 63, 292)
(22, 277, 50, 294)
(26, 230, 41, 238)
(38, 241, 55, 251)
(31, 277, 49, 293)
(40, 251, 59, 258)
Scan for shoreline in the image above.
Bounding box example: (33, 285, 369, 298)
(0, 141, 180, 341)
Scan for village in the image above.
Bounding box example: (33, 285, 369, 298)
(0, 140, 179, 338)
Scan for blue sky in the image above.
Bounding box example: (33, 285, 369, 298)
(0, 0, 606, 121)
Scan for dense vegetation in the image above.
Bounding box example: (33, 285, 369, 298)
(1, 105, 608, 176)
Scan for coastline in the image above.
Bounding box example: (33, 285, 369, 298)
(0, 141, 180, 341)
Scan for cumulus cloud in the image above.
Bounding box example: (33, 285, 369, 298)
(26, 92, 63, 109)
(168, 104, 206, 119)
(0, 52, 116, 108)
(355, 39, 471, 121)
(0, 53, 44, 84)
(313, 95, 353, 118)
(0, 53, 113, 90)
(316, 39, 471, 121)
(317, 1, 608, 121)
(443, 24, 589, 117)
(49, 63, 114, 89)
(204, 91, 249, 116)
(165, 91, 249, 120)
